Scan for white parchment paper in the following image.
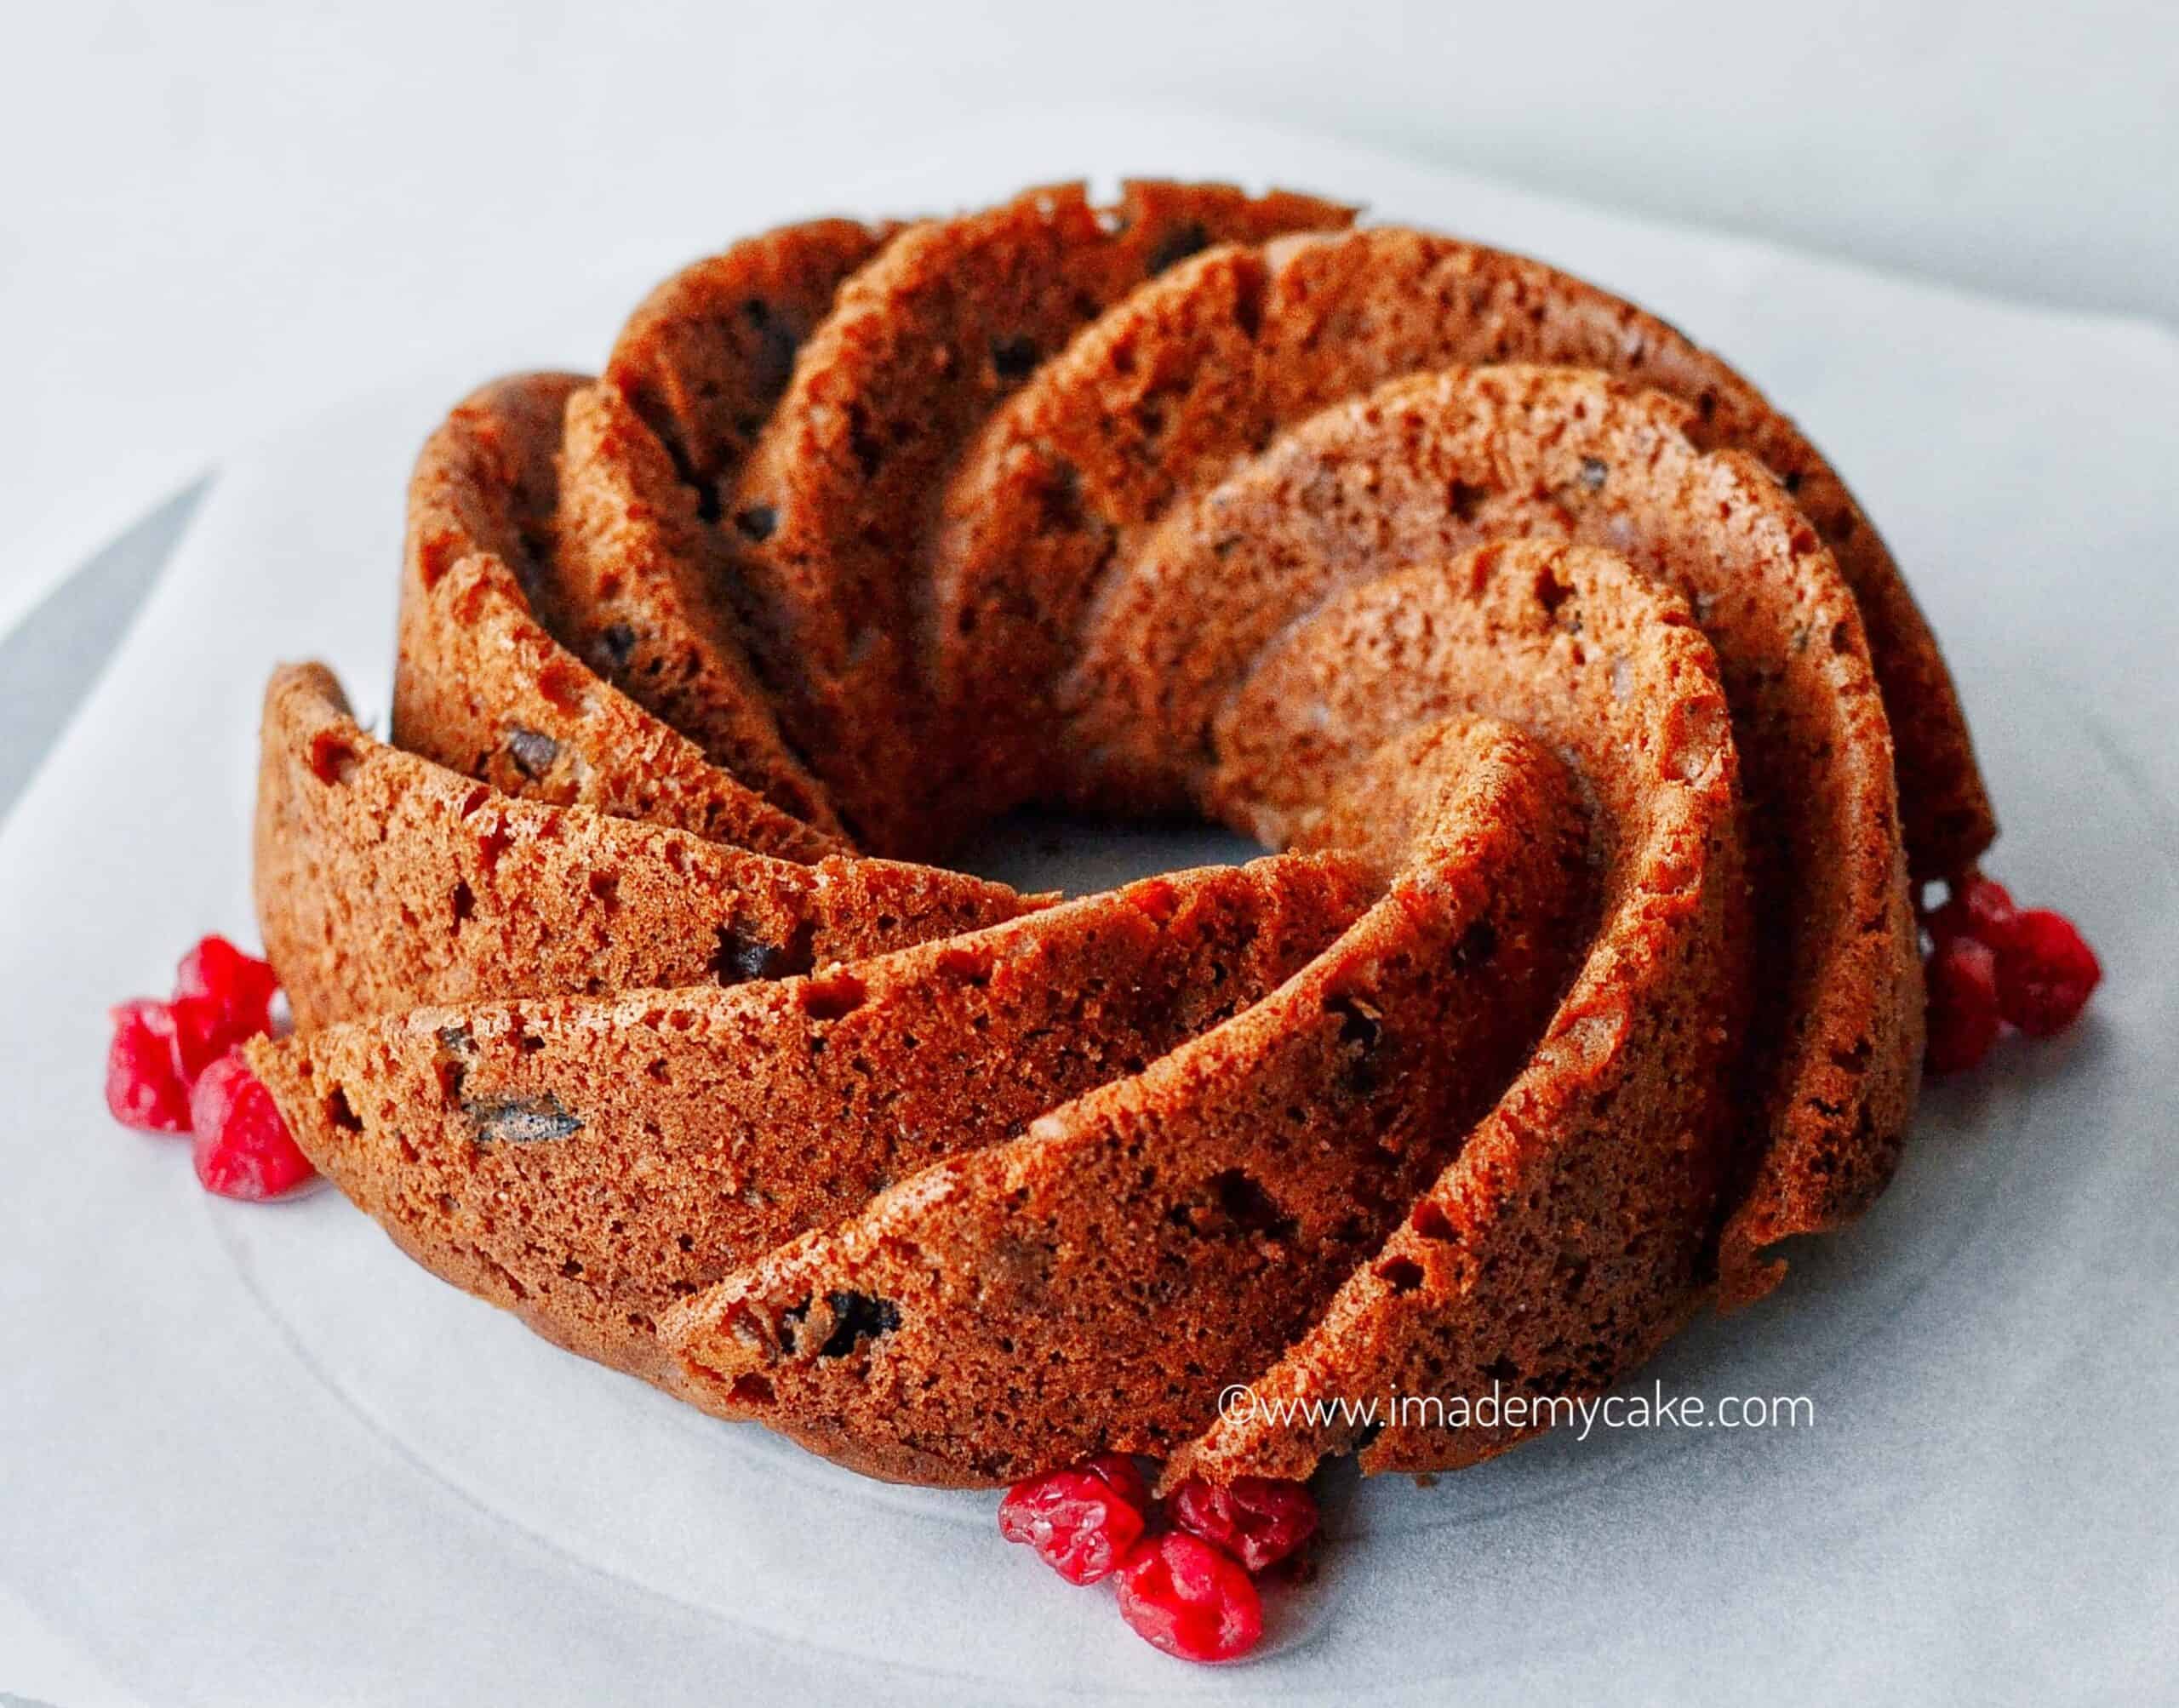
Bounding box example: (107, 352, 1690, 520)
(3, 111, 2175, 1705)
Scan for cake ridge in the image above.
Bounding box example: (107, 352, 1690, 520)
(663, 708, 1600, 1482)
(392, 375, 838, 860)
(717, 181, 1356, 852)
(249, 852, 1377, 1390)
(552, 380, 844, 832)
(931, 225, 1989, 879)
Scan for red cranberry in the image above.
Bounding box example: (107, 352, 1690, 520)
(1170, 1475, 1319, 1573)
(106, 1000, 192, 1133)
(166, 991, 237, 1084)
(190, 1052, 316, 1200)
(1081, 1452, 1150, 1511)
(998, 1460, 1148, 1585)
(1116, 1531, 1263, 1663)
(1993, 908, 2102, 1037)
(1924, 935, 2000, 1076)
(1924, 875, 2017, 949)
(175, 934, 281, 1044)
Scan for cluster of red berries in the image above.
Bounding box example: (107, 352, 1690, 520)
(998, 1454, 1318, 1663)
(105, 935, 314, 1199)
(1921, 875, 2100, 1075)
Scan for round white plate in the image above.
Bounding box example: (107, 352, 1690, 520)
(3, 111, 2174, 1705)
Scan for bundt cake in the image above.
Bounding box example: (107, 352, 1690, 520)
(244, 180, 1999, 1491)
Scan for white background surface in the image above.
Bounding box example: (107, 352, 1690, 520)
(3, 107, 2176, 1707)
(5, 0, 2178, 633)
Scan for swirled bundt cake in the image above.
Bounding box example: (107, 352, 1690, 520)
(244, 180, 1999, 1490)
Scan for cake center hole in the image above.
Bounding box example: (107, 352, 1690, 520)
(952, 808, 1261, 899)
